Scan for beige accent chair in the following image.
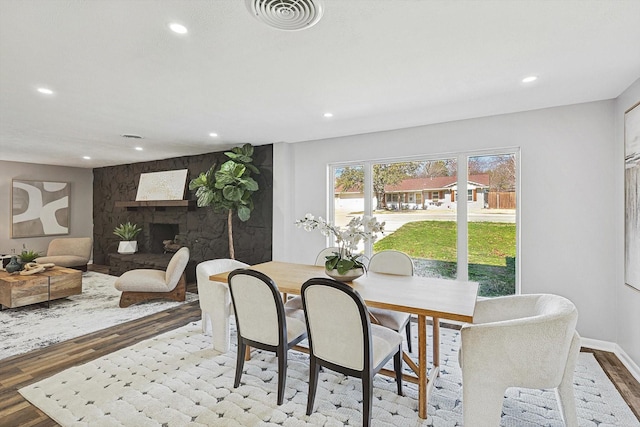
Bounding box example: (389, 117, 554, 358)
(301, 277, 404, 427)
(459, 294, 580, 427)
(36, 237, 92, 271)
(196, 258, 249, 352)
(367, 250, 414, 352)
(114, 247, 190, 308)
(228, 269, 307, 405)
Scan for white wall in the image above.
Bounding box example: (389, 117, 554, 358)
(615, 79, 640, 371)
(274, 100, 620, 348)
(0, 160, 93, 258)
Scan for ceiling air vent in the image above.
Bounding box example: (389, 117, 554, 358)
(245, 0, 324, 31)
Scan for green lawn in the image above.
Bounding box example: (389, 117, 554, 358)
(374, 220, 517, 296)
(374, 220, 516, 266)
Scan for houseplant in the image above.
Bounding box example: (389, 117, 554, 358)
(295, 213, 385, 281)
(19, 249, 41, 263)
(189, 143, 260, 260)
(113, 221, 142, 254)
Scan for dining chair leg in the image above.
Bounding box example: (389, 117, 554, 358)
(277, 347, 287, 405)
(306, 357, 320, 415)
(394, 347, 403, 396)
(362, 374, 373, 427)
(405, 321, 412, 353)
(234, 340, 246, 388)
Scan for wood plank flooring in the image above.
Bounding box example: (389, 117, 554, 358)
(0, 266, 638, 426)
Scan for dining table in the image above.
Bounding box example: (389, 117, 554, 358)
(209, 260, 479, 420)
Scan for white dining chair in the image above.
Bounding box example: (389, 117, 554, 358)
(367, 250, 414, 352)
(459, 294, 580, 426)
(196, 258, 249, 352)
(284, 246, 340, 310)
(228, 269, 307, 405)
(301, 277, 403, 427)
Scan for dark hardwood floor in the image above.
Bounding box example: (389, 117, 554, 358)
(0, 265, 638, 426)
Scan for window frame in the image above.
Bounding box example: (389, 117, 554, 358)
(328, 148, 520, 290)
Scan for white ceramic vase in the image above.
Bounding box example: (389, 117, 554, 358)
(117, 241, 138, 254)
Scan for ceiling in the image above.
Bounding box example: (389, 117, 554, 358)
(1, 0, 639, 169)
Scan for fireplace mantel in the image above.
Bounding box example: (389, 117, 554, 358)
(115, 200, 196, 211)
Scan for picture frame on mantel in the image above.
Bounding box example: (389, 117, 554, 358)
(135, 169, 188, 201)
(624, 101, 640, 291)
(11, 179, 70, 238)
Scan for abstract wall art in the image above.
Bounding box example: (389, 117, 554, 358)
(11, 180, 70, 238)
(625, 101, 640, 291)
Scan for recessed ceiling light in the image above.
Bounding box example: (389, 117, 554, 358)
(82, 156, 91, 160)
(169, 23, 188, 34)
(323, 112, 333, 118)
(522, 76, 538, 83)
(37, 87, 54, 95)
(209, 132, 218, 137)
(135, 147, 143, 151)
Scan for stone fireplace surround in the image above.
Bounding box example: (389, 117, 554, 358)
(92, 145, 273, 281)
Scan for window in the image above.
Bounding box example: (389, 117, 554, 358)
(330, 149, 518, 297)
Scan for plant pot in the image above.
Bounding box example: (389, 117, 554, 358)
(117, 241, 138, 254)
(325, 267, 364, 282)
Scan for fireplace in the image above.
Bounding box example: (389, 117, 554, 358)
(148, 223, 179, 254)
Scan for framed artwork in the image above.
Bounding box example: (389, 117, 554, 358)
(625, 101, 640, 291)
(11, 180, 70, 238)
(135, 169, 188, 201)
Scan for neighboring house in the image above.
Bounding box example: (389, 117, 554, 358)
(334, 174, 492, 212)
(383, 174, 490, 210)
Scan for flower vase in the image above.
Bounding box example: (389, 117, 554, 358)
(325, 267, 364, 282)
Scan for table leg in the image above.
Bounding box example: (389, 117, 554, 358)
(245, 345, 251, 361)
(432, 317, 440, 369)
(418, 314, 428, 419)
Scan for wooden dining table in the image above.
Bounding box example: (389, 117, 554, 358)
(209, 260, 479, 420)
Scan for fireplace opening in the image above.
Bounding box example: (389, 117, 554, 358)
(148, 223, 179, 254)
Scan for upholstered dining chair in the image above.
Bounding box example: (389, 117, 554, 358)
(228, 269, 307, 405)
(367, 250, 414, 352)
(196, 258, 249, 352)
(314, 246, 340, 266)
(459, 294, 580, 427)
(114, 247, 190, 308)
(301, 277, 404, 427)
(285, 246, 340, 311)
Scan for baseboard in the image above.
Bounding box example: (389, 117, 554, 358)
(581, 337, 640, 383)
(615, 345, 640, 383)
(581, 337, 617, 352)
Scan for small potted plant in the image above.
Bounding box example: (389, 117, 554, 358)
(19, 249, 41, 263)
(113, 222, 142, 254)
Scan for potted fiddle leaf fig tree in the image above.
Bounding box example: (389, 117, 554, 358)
(189, 143, 260, 260)
(114, 221, 142, 254)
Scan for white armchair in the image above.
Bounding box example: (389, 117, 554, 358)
(459, 294, 580, 427)
(196, 258, 249, 352)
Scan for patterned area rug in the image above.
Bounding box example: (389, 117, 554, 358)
(19, 320, 639, 426)
(0, 271, 198, 360)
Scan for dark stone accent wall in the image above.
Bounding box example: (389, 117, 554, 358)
(92, 145, 273, 273)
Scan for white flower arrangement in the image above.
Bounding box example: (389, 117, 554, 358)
(295, 213, 385, 274)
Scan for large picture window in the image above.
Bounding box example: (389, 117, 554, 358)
(330, 149, 518, 297)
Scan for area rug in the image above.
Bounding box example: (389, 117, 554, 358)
(0, 271, 198, 360)
(19, 320, 639, 426)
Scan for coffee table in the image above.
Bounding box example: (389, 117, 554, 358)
(0, 266, 82, 309)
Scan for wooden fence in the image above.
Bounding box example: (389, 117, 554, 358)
(487, 191, 516, 209)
